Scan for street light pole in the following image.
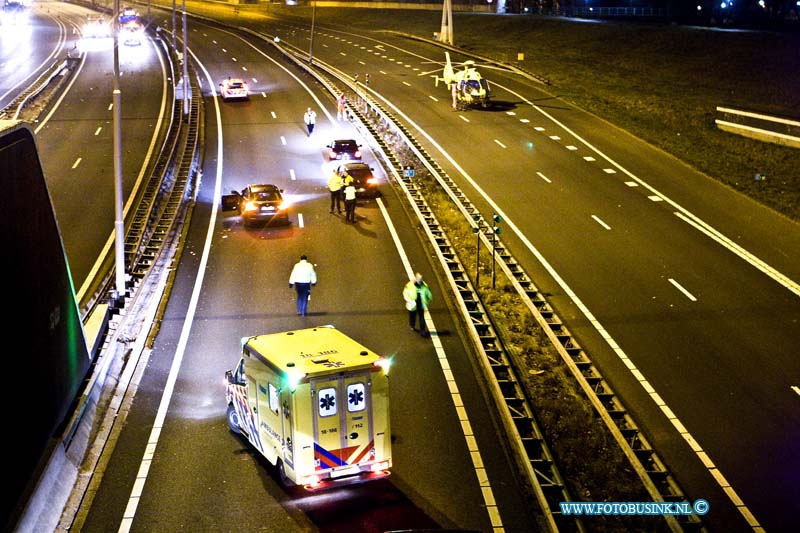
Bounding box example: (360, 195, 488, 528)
(309, 0, 316, 63)
(182, 1, 189, 116)
(112, 0, 126, 299)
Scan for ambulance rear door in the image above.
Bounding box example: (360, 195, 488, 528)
(311, 370, 374, 473)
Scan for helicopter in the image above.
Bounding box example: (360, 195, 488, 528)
(433, 52, 491, 110)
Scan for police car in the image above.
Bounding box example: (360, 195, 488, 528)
(219, 78, 249, 101)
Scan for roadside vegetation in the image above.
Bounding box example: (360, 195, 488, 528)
(286, 7, 800, 222)
(176, 3, 794, 527)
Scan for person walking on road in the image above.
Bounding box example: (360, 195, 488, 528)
(403, 273, 433, 337)
(343, 180, 357, 223)
(304, 107, 317, 136)
(328, 169, 343, 214)
(337, 93, 347, 120)
(289, 254, 317, 316)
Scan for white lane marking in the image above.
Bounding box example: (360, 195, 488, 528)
(412, 68, 419, 71)
(491, 79, 800, 301)
(402, 81, 411, 86)
(566, 145, 577, 150)
(428, 95, 438, 102)
(358, 60, 365, 65)
(72, 38, 168, 302)
(339, 52, 346, 56)
(260, 92, 267, 98)
(242, 66, 248, 72)
(212, 40, 217, 44)
(549, 135, 560, 140)
(583, 156, 595, 161)
(792, 386, 800, 396)
(290, 169, 296, 181)
(222, 48, 227, 53)
(534, 126, 545, 131)
(592, 215, 611, 230)
(367, 86, 762, 531)
(376, 197, 504, 532)
(675, 211, 800, 298)
(270, 111, 277, 119)
(669, 278, 698, 301)
(232, 57, 237, 62)
(379, 70, 387, 74)
(72, 157, 82, 169)
(494, 139, 506, 149)
(251, 78, 258, 83)
(520, 118, 530, 123)
(536, 172, 551, 183)
(94, 127, 102, 136)
(108, 103, 113, 111)
(625, 181, 639, 187)
(280, 136, 286, 145)
(648, 195, 663, 202)
(118, 50, 225, 533)
(506, 111, 516, 116)
(459, 115, 470, 123)
(603, 168, 617, 174)
(297, 213, 304, 228)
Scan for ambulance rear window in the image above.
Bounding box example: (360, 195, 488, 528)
(347, 383, 366, 412)
(319, 387, 337, 417)
(268, 383, 279, 414)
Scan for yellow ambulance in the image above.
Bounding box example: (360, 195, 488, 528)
(224, 325, 392, 490)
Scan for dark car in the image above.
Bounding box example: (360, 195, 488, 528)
(326, 139, 362, 161)
(221, 184, 290, 227)
(341, 162, 380, 198)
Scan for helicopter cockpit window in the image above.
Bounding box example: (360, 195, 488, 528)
(466, 80, 481, 90)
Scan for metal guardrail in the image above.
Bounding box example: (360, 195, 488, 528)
(715, 106, 800, 149)
(257, 28, 704, 532)
(0, 57, 75, 120)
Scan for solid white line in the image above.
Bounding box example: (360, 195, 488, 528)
(536, 171, 551, 183)
(592, 215, 611, 230)
(791, 385, 800, 397)
(669, 278, 697, 301)
(118, 51, 224, 533)
(74, 39, 169, 303)
(459, 115, 469, 123)
(365, 86, 762, 530)
(675, 211, 800, 298)
(494, 139, 506, 149)
(72, 157, 82, 169)
(376, 198, 503, 531)
(94, 127, 102, 136)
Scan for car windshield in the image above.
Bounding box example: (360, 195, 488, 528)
(334, 141, 357, 151)
(251, 189, 279, 201)
(347, 168, 370, 180)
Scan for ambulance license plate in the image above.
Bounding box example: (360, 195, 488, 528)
(330, 465, 360, 478)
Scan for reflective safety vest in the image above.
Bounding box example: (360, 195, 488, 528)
(403, 280, 432, 311)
